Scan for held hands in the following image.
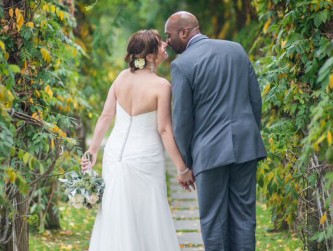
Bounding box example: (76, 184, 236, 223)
(81, 151, 97, 172)
(177, 168, 196, 192)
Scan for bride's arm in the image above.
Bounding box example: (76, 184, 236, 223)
(82, 84, 117, 169)
(157, 80, 195, 190)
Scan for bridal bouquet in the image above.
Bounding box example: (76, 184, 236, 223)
(59, 167, 105, 209)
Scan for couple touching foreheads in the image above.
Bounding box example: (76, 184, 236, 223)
(82, 11, 267, 251)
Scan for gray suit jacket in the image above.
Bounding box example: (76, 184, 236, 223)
(171, 35, 267, 176)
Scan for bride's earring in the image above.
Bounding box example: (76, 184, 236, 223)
(150, 62, 155, 73)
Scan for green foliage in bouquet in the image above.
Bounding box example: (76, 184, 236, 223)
(59, 170, 105, 209)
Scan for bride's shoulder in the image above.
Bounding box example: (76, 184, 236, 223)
(118, 69, 131, 78)
(113, 69, 130, 82)
(155, 77, 171, 98)
(155, 76, 171, 87)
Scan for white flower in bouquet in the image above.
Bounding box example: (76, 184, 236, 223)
(69, 195, 82, 209)
(87, 193, 99, 205)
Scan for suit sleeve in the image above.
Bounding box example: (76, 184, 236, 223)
(171, 62, 193, 168)
(248, 60, 263, 129)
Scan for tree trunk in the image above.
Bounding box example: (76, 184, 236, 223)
(4, 193, 29, 251)
(45, 180, 60, 230)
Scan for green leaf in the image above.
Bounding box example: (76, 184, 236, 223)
(8, 64, 20, 73)
(18, 149, 24, 159)
(319, 9, 330, 24)
(314, 14, 321, 28)
(318, 57, 333, 76)
(23, 152, 30, 164)
(15, 175, 29, 195)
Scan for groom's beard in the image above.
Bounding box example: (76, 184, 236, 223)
(169, 43, 186, 54)
(169, 44, 185, 54)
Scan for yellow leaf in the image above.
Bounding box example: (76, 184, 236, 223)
(0, 85, 14, 108)
(263, 18, 272, 33)
(32, 112, 39, 120)
(6, 168, 17, 183)
(9, 8, 14, 18)
(314, 133, 326, 152)
(45, 85, 53, 98)
(54, 59, 61, 69)
(51, 139, 55, 150)
(5, 52, 9, 60)
(35, 90, 41, 97)
(314, 142, 320, 152)
(16, 13, 24, 31)
(52, 125, 60, 134)
(51, 125, 66, 138)
(42, 4, 49, 12)
(40, 48, 52, 63)
(51, 5, 56, 13)
(263, 84, 271, 95)
(329, 74, 333, 89)
(26, 22, 34, 28)
(328, 131, 332, 146)
(59, 167, 65, 174)
(15, 8, 21, 17)
(59, 11, 65, 21)
(41, 20, 47, 28)
(281, 40, 287, 48)
(0, 40, 5, 51)
(32, 111, 43, 121)
(320, 212, 327, 225)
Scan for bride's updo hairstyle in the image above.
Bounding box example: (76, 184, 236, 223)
(124, 29, 161, 72)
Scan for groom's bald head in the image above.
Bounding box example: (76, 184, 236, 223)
(165, 11, 200, 54)
(166, 11, 199, 31)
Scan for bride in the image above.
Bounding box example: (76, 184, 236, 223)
(81, 29, 196, 251)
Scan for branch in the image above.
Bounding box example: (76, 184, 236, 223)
(7, 108, 44, 127)
(0, 208, 12, 245)
(29, 148, 60, 187)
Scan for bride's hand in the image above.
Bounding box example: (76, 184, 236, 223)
(81, 151, 97, 172)
(177, 169, 196, 192)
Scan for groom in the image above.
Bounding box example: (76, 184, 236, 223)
(165, 11, 267, 250)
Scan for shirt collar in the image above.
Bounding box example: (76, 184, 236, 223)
(186, 34, 202, 50)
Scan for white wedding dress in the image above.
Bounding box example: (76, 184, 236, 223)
(89, 102, 181, 251)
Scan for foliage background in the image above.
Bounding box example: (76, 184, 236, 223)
(1, 0, 332, 250)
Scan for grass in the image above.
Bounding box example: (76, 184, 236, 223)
(30, 205, 97, 251)
(256, 202, 303, 250)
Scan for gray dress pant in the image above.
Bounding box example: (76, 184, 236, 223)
(196, 160, 258, 251)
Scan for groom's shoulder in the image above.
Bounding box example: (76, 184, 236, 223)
(210, 38, 243, 49)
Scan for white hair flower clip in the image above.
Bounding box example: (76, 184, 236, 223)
(134, 58, 145, 69)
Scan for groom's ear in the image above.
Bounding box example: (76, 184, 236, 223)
(179, 28, 188, 39)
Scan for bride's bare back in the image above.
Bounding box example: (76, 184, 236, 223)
(114, 69, 163, 116)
